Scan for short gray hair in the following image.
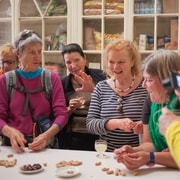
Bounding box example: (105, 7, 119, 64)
(142, 49, 180, 82)
(14, 29, 42, 52)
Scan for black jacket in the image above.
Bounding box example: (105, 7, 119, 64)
(61, 66, 107, 104)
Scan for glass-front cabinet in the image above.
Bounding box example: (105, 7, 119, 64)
(77, 0, 180, 64)
(132, 0, 179, 60)
(1, 0, 180, 76)
(77, 0, 126, 69)
(15, 0, 68, 78)
(0, 0, 14, 46)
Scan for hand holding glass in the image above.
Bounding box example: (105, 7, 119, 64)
(95, 140, 107, 158)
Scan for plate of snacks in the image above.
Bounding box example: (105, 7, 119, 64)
(19, 163, 44, 174)
(56, 166, 80, 177)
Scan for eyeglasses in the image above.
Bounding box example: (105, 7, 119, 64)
(16, 29, 40, 47)
(0, 60, 16, 65)
(20, 29, 34, 40)
(117, 97, 123, 113)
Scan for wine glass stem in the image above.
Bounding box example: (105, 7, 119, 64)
(99, 153, 103, 158)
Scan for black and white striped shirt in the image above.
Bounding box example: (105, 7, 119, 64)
(87, 80, 148, 152)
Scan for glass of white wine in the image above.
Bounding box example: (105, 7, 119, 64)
(95, 140, 107, 158)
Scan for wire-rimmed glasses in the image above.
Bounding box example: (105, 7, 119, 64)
(0, 60, 16, 65)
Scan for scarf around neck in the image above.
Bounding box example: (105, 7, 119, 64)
(149, 93, 179, 151)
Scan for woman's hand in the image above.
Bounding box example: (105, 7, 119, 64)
(106, 118, 136, 132)
(69, 97, 84, 110)
(28, 134, 47, 151)
(28, 124, 59, 151)
(2, 125, 26, 153)
(117, 118, 135, 132)
(122, 151, 150, 170)
(114, 145, 135, 163)
(74, 71, 94, 92)
(159, 107, 179, 135)
(132, 121, 143, 134)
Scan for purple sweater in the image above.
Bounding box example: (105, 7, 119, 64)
(0, 72, 68, 135)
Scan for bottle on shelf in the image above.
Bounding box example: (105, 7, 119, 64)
(134, 2, 140, 14)
(139, 2, 145, 14)
(157, 0, 162, 14)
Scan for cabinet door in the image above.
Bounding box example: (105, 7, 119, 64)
(78, 0, 125, 70)
(17, 0, 68, 78)
(0, 0, 14, 46)
(132, 0, 179, 60)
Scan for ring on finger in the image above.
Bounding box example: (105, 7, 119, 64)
(70, 104, 74, 109)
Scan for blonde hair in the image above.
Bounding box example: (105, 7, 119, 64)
(103, 39, 141, 77)
(0, 43, 18, 62)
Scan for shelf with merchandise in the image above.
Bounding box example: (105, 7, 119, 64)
(132, 0, 179, 59)
(81, 0, 125, 68)
(17, 0, 68, 77)
(19, 0, 68, 51)
(0, 0, 12, 18)
(0, 0, 13, 46)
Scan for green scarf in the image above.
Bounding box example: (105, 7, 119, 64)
(149, 93, 179, 152)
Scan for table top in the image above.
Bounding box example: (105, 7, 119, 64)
(0, 146, 179, 180)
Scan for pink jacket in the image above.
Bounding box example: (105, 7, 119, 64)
(0, 71, 68, 135)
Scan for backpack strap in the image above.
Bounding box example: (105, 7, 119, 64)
(5, 69, 53, 117)
(5, 70, 16, 100)
(41, 69, 52, 101)
(5, 70, 16, 106)
(41, 69, 53, 119)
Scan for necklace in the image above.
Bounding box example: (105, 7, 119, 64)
(114, 75, 135, 93)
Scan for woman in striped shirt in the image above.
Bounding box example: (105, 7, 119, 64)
(86, 39, 147, 152)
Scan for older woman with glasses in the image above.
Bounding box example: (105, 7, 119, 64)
(0, 43, 19, 74)
(114, 49, 180, 170)
(86, 39, 147, 152)
(0, 29, 68, 153)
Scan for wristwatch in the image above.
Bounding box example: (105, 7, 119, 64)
(146, 152, 155, 166)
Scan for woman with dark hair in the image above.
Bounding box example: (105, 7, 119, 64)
(60, 43, 107, 151)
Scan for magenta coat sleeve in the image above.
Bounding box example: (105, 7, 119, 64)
(50, 72, 68, 129)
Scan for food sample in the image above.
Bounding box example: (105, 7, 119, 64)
(67, 169, 74, 174)
(0, 159, 17, 168)
(106, 169, 114, 175)
(20, 163, 42, 171)
(102, 167, 109, 171)
(56, 160, 82, 168)
(95, 161, 101, 166)
(7, 154, 14, 158)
